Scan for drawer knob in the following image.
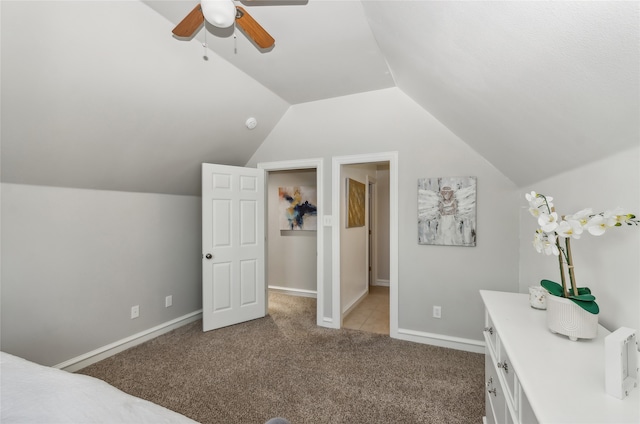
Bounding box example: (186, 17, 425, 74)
(497, 360, 510, 374)
(484, 326, 494, 335)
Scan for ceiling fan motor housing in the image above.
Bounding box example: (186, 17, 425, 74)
(201, 0, 236, 28)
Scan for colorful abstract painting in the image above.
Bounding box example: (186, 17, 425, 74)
(346, 178, 366, 228)
(418, 176, 477, 246)
(278, 186, 318, 230)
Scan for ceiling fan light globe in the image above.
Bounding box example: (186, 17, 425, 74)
(201, 0, 236, 28)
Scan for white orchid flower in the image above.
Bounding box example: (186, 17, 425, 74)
(543, 234, 560, 256)
(545, 242, 560, 256)
(538, 212, 559, 233)
(532, 229, 546, 253)
(533, 229, 559, 256)
(556, 219, 583, 239)
(603, 208, 631, 227)
(526, 192, 543, 217)
(526, 191, 553, 216)
(586, 215, 608, 236)
(564, 208, 594, 228)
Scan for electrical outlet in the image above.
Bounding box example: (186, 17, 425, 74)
(433, 305, 442, 319)
(165, 295, 173, 308)
(131, 305, 139, 319)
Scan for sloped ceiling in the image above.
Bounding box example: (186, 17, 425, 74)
(2, 1, 638, 195)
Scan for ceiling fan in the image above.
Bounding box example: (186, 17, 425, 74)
(172, 0, 275, 49)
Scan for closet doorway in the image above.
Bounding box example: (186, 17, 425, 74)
(258, 159, 324, 327)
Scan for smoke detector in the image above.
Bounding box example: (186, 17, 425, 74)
(245, 117, 257, 130)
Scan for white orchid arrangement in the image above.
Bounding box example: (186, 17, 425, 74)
(526, 191, 638, 314)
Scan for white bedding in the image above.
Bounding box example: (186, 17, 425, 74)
(1, 352, 198, 423)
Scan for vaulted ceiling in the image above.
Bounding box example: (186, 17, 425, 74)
(2, 1, 638, 195)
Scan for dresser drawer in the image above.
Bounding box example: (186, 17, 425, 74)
(485, 353, 506, 424)
(484, 310, 498, 356)
(519, 388, 538, 424)
(497, 337, 517, 408)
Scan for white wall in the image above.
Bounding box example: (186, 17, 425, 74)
(340, 164, 377, 313)
(0, 183, 202, 366)
(519, 146, 640, 334)
(247, 88, 520, 342)
(266, 170, 317, 294)
(375, 167, 390, 283)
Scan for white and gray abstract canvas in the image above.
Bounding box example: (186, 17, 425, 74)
(418, 177, 477, 246)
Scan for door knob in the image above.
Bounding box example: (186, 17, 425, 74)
(205, 253, 213, 260)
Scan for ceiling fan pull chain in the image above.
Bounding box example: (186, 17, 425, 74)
(233, 29, 238, 55)
(202, 31, 209, 61)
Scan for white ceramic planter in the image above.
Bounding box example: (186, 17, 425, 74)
(546, 294, 598, 341)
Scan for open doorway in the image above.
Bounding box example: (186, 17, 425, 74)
(331, 152, 398, 336)
(258, 159, 324, 327)
(342, 165, 390, 334)
(265, 168, 317, 296)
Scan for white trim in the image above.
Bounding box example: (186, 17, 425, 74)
(342, 288, 368, 316)
(268, 285, 317, 298)
(366, 175, 377, 292)
(373, 279, 390, 287)
(396, 327, 486, 354)
(54, 310, 203, 372)
(332, 152, 398, 333)
(257, 158, 325, 327)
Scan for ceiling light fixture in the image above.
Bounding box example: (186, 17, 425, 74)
(200, 0, 236, 28)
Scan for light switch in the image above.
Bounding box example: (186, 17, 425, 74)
(323, 215, 333, 227)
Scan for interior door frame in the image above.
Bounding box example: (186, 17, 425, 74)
(367, 175, 377, 288)
(258, 159, 325, 328)
(332, 152, 398, 336)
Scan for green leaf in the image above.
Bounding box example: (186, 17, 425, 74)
(569, 298, 600, 314)
(540, 280, 563, 296)
(541, 280, 599, 314)
(576, 287, 592, 295)
(568, 293, 596, 302)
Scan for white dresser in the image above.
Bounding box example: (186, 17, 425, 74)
(480, 290, 639, 424)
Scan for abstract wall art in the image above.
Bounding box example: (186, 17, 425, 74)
(278, 186, 318, 230)
(417, 176, 477, 246)
(346, 178, 366, 228)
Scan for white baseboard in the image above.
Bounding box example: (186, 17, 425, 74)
(395, 328, 486, 354)
(268, 285, 317, 298)
(54, 310, 203, 372)
(342, 289, 368, 316)
(373, 279, 390, 287)
(319, 317, 337, 329)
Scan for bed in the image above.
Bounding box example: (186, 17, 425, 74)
(1, 351, 198, 423)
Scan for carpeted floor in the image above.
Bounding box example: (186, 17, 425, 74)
(78, 293, 485, 423)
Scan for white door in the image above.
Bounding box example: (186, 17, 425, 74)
(202, 163, 265, 331)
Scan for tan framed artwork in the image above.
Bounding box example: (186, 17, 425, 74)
(346, 178, 365, 228)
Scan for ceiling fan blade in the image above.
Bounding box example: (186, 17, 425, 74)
(235, 6, 275, 49)
(172, 4, 205, 37)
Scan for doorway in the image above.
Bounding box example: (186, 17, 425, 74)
(342, 166, 390, 334)
(258, 159, 324, 327)
(331, 152, 398, 336)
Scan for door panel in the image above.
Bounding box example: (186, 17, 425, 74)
(202, 163, 265, 331)
(240, 259, 257, 305)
